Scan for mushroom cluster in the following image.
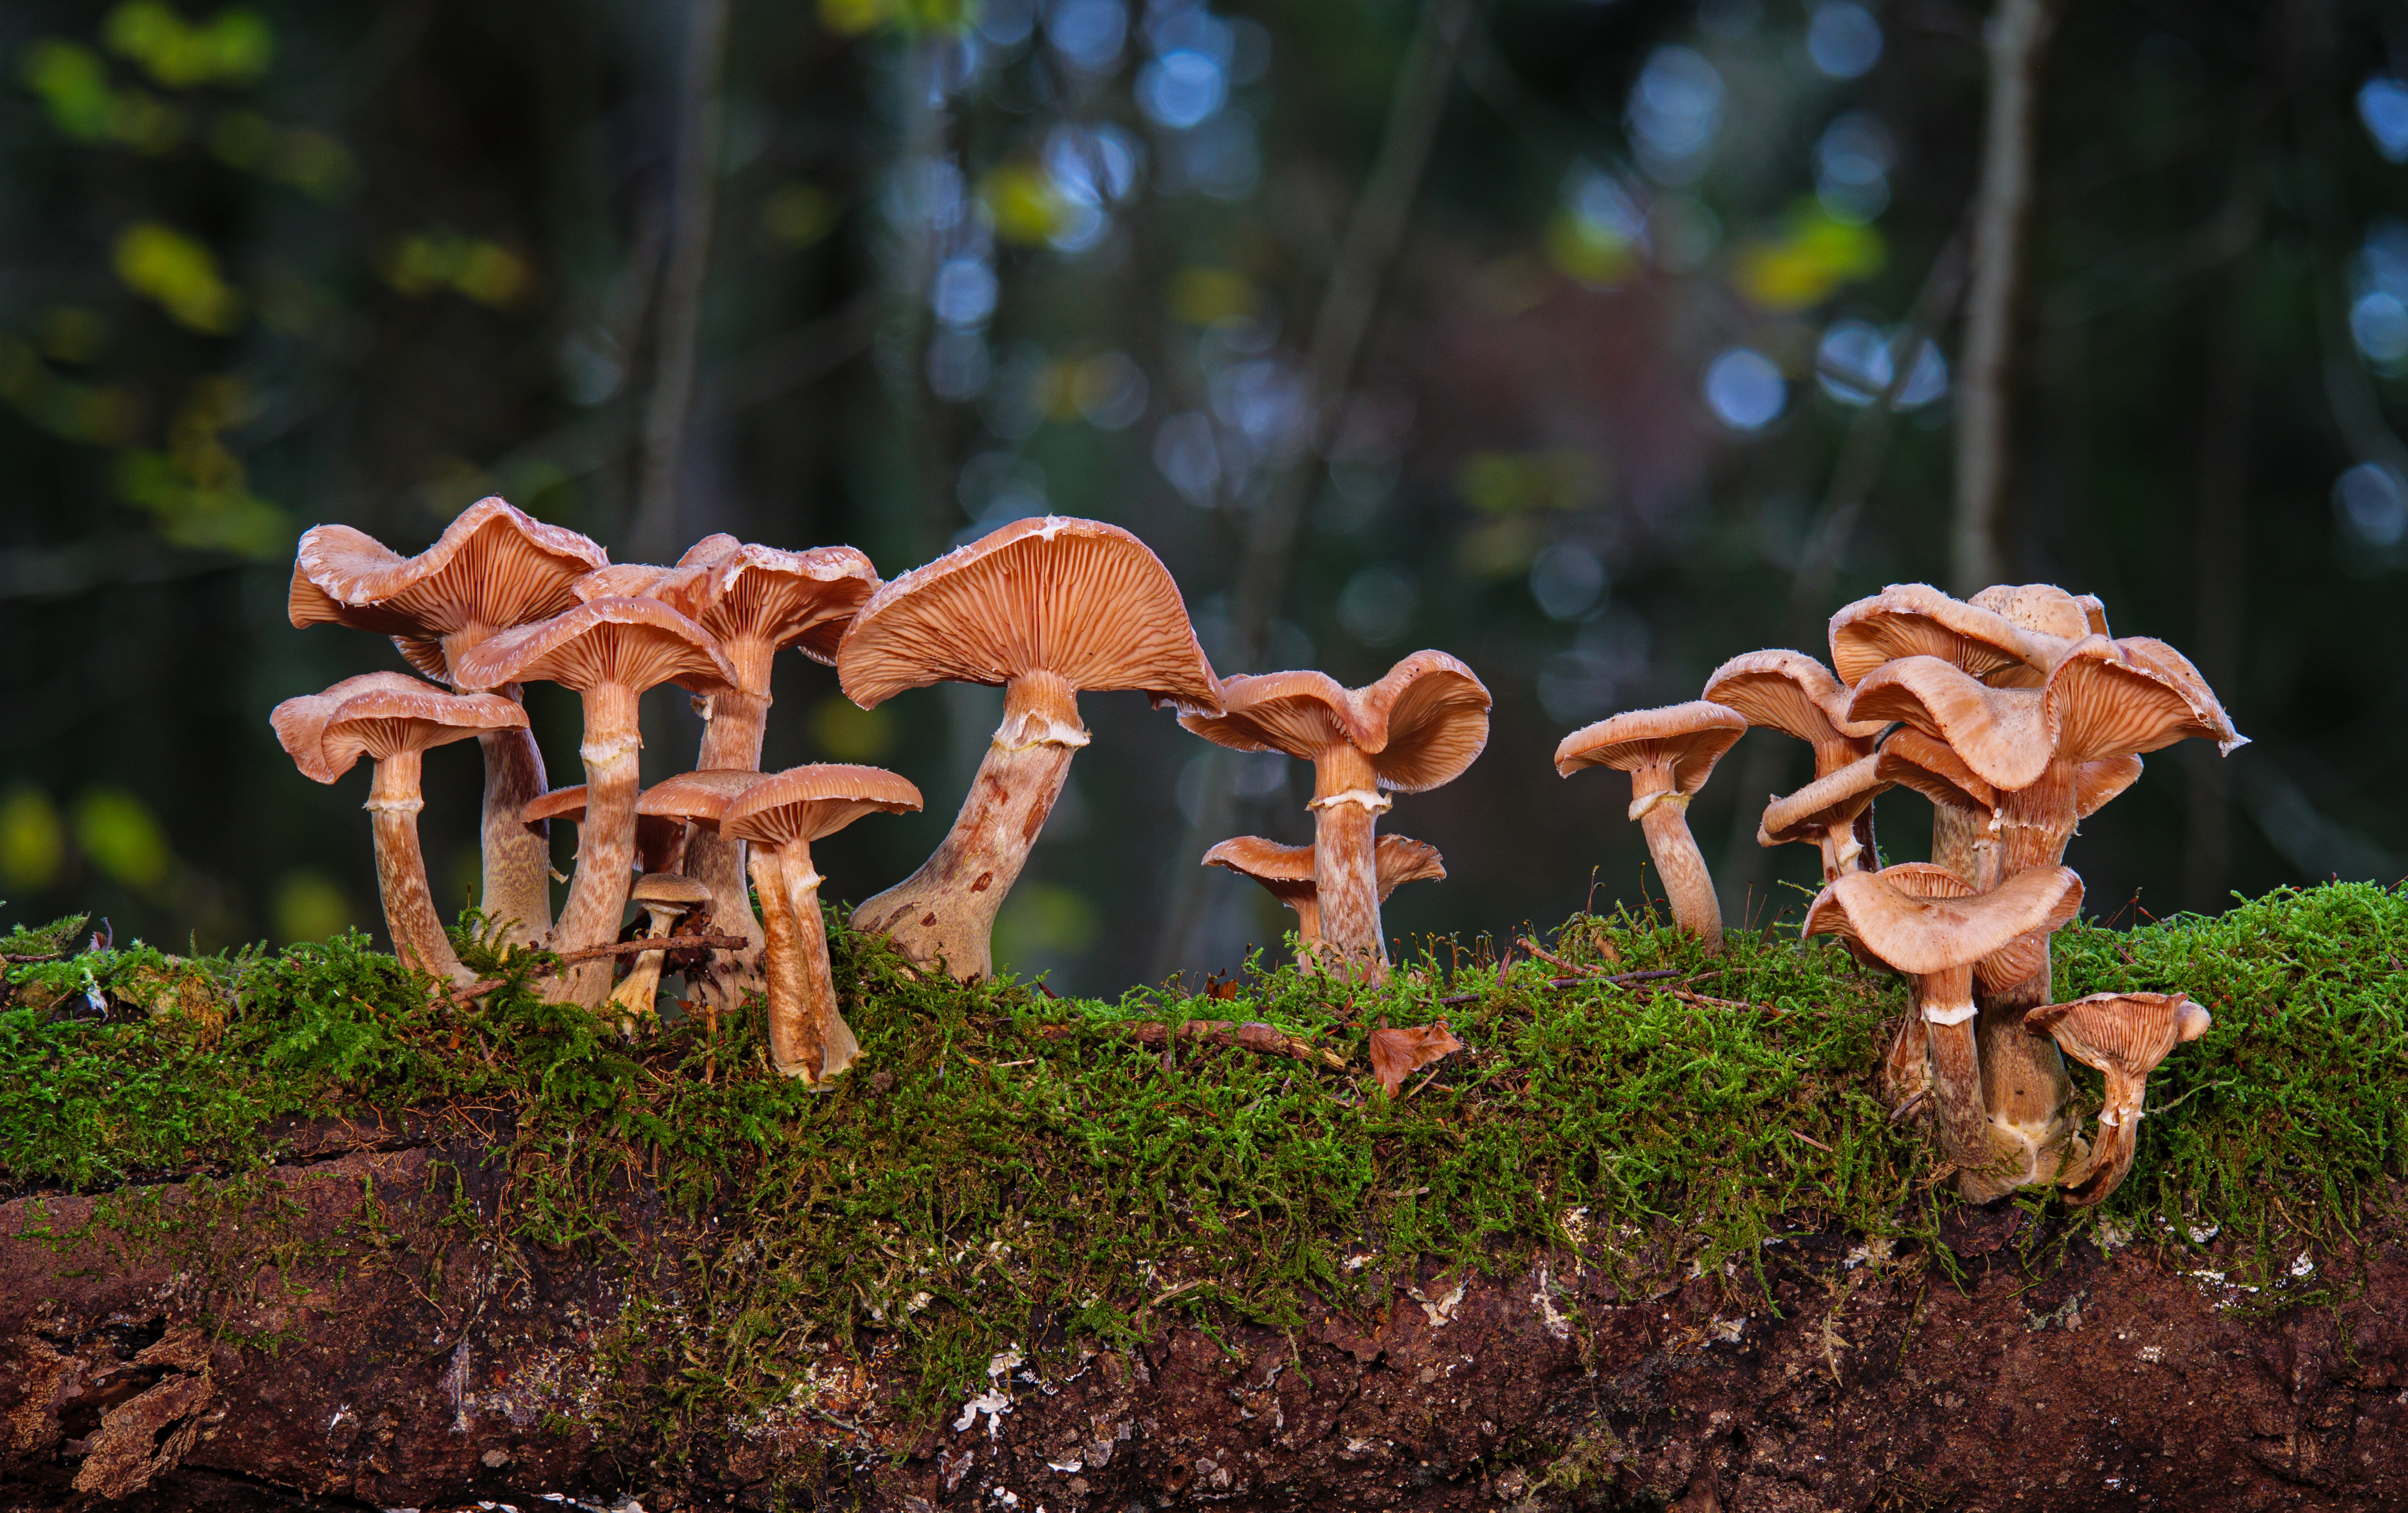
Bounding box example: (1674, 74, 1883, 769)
(1557, 582, 2242, 1205)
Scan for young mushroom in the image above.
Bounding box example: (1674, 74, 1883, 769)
(288, 498, 609, 945)
(1803, 862, 2085, 1199)
(453, 597, 736, 1006)
(522, 786, 690, 876)
(607, 872, 713, 1035)
(2024, 991, 2213, 1206)
(1703, 650, 1887, 880)
(721, 764, 923, 1086)
(1202, 834, 1446, 967)
(270, 672, 529, 985)
(1180, 652, 1490, 984)
(634, 769, 776, 1013)
(1553, 702, 1748, 950)
(837, 517, 1220, 981)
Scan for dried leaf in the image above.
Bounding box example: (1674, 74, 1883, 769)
(1367, 1020, 1465, 1097)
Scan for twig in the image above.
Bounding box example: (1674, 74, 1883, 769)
(447, 933, 753, 1003)
(1516, 936, 1601, 977)
(1434, 967, 1682, 1005)
(1788, 1127, 1834, 1154)
(1032, 1019, 1348, 1072)
(1, 951, 70, 964)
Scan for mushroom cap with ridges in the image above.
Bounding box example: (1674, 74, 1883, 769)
(1802, 863, 2084, 976)
(271, 671, 454, 783)
(521, 786, 590, 825)
(1873, 727, 1998, 815)
(835, 517, 1219, 712)
(722, 763, 923, 848)
(1205, 833, 1446, 903)
(636, 769, 777, 827)
(1374, 835, 1446, 896)
(1182, 670, 1356, 759)
(271, 673, 526, 784)
(1553, 701, 1748, 785)
(1828, 583, 2057, 688)
(2025, 990, 2210, 1079)
(2077, 754, 2145, 819)
(1758, 751, 1889, 846)
(1182, 652, 1491, 793)
(1968, 583, 2093, 644)
(653, 541, 880, 668)
(629, 872, 714, 909)
(1703, 649, 1885, 748)
(573, 563, 677, 602)
(1846, 656, 2055, 790)
(2049, 635, 2246, 764)
(452, 596, 736, 699)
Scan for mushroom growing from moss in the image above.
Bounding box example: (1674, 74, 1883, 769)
(453, 597, 736, 1006)
(1202, 834, 1446, 966)
(1554, 702, 1748, 950)
(288, 498, 609, 945)
(1704, 650, 1887, 881)
(2024, 990, 2212, 1206)
(837, 517, 1220, 981)
(270, 672, 529, 985)
(1180, 653, 1490, 983)
(722, 764, 923, 1086)
(607, 872, 713, 1034)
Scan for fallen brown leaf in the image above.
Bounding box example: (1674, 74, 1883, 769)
(1368, 1020, 1465, 1097)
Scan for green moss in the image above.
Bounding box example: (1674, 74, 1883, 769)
(2, 883, 2403, 1435)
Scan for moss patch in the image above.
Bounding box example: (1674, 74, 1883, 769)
(4, 883, 2404, 1435)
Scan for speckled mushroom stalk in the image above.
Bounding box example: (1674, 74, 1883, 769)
(2025, 991, 2212, 1207)
(1554, 702, 1747, 952)
(1305, 740, 1389, 974)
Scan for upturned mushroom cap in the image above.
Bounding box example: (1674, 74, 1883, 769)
(270, 673, 528, 783)
(629, 872, 713, 911)
(723, 763, 924, 847)
(636, 769, 776, 830)
(2077, 754, 2145, 818)
(1802, 863, 2084, 976)
(835, 516, 1220, 713)
(1553, 701, 1747, 805)
(573, 563, 677, 602)
(288, 498, 610, 682)
(2073, 593, 2111, 636)
(1846, 656, 2056, 790)
(1202, 834, 1447, 902)
(2024, 990, 2211, 1079)
(1703, 649, 1886, 759)
(2048, 635, 2247, 764)
(1182, 652, 1492, 793)
(1872, 727, 1999, 816)
(1374, 835, 1447, 896)
(1968, 583, 2094, 644)
(451, 596, 736, 699)
(1828, 583, 2066, 689)
(520, 786, 591, 826)
(1758, 751, 1889, 847)
(654, 540, 880, 669)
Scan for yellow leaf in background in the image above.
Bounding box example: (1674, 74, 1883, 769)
(1543, 212, 1641, 290)
(1456, 449, 1605, 515)
(0, 788, 67, 895)
(21, 39, 114, 141)
(103, 2, 272, 89)
(761, 181, 839, 249)
(73, 788, 171, 892)
(271, 869, 353, 945)
(114, 221, 241, 333)
(381, 232, 531, 308)
(808, 695, 895, 762)
(1167, 266, 1258, 326)
(818, 0, 971, 36)
(1730, 203, 1886, 313)
(983, 161, 1066, 246)
(0, 337, 144, 446)
(452, 243, 531, 307)
(995, 884, 1099, 966)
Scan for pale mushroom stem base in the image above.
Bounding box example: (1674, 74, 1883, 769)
(750, 843, 861, 1085)
(552, 684, 643, 1007)
(1634, 788, 1722, 951)
(1310, 746, 1390, 985)
(1968, 956, 2076, 1198)
(852, 675, 1084, 981)
(365, 750, 470, 986)
(1919, 966, 2011, 1187)
(477, 700, 555, 946)
(2056, 1073, 2145, 1207)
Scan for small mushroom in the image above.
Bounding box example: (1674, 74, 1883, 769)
(521, 786, 690, 876)
(453, 597, 736, 1006)
(634, 769, 777, 1010)
(722, 764, 924, 1086)
(1756, 751, 1889, 882)
(606, 872, 713, 1034)
(1180, 652, 1489, 982)
(1554, 702, 1748, 949)
(2024, 991, 2211, 1206)
(837, 518, 1220, 981)
(1804, 863, 2084, 1198)
(288, 499, 609, 945)
(270, 672, 529, 985)
(1202, 834, 1446, 966)
(1704, 650, 1888, 880)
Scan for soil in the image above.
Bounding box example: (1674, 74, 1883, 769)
(2, 1112, 2402, 1513)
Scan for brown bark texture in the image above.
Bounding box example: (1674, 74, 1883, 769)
(8, 1116, 2405, 1513)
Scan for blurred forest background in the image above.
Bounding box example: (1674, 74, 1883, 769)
(1, 0, 2403, 993)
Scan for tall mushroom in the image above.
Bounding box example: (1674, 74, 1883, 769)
(522, 786, 690, 875)
(1804, 863, 2085, 1198)
(288, 498, 609, 944)
(1553, 702, 1747, 949)
(2024, 991, 2213, 1206)
(453, 597, 736, 1006)
(269, 672, 528, 985)
(836, 517, 1220, 981)
(1703, 650, 1887, 880)
(1202, 834, 1446, 965)
(722, 763, 923, 1086)
(1180, 652, 1490, 983)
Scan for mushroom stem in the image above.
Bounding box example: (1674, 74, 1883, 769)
(1878, 1012, 1931, 1118)
(364, 749, 470, 985)
(680, 692, 772, 1014)
(1308, 744, 1389, 983)
(552, 683, 644, 1006)
(750, 842, 859, 1084)
(476, 692, 555, 946)
(1917, 965, 2010, 1182)
(1632, 780, 1722, 950)
(606, 902, 680, 1036)
(2056, 1070, 2145, 1207)
(1967, 948, 2075, 1198)
(852, 671, 1085, 981)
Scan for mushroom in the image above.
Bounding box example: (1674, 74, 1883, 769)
(1827, 582, 2069, 689)
(1180, 652, 1490, 983)
(521, 786, 690, 876)
(721, 764, 924, 1086)
(1553, 702, 1748, 950)
(452, 597, 736, 1006)
(1202, 834, 1446, 967)
(1804, 863, 2085, 1198)
(2025, 991, 2212, 1206)
(288, 498, 609, 945)
(836, 517, 1220, 981)
(1755, 752, 1889, 883)
(634, 768, 778, 1014)
(606, 872, 713, 1035)
(269, 672, 528, 985)
(1703, 650, 1888, 880)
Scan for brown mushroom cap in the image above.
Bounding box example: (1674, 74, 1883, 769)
(1845, 656, 2056, 790)
(835, 516, 1220, 712)
(1206, 834, 1448, 902)
(2025, 990, 2211, 1079)
(271, 672, 456, 783)
(1802, 863, 2083, 976)
(1873, 727, 2000, 816)
(2076, 754, 2145, 819)
(1182, 651, 1491, 794)
(451, 596, 736, 698)
(629, 872, 713, 910)
(2072, 593, 2111, 636)
(270, 673, 527, 784)
(1374, 835, 1447, 895)
(288, 498, 610, 683)
(1828, 583, 2060, 688)
(2049, 635, 2247, 764)
(1703, 649, 1886, 753)
(573, 563, 677, 602)
(1967, 583, 2093, 644)
(635, 769, 777, 830)
(1758, 751, 1889, 846)
(520, 784, 688, 866)
(722, 763, 924, 847)
(1552, 701, 1748, 789)
(653, 541, 880, 669)
(521, 786, 591, 826)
